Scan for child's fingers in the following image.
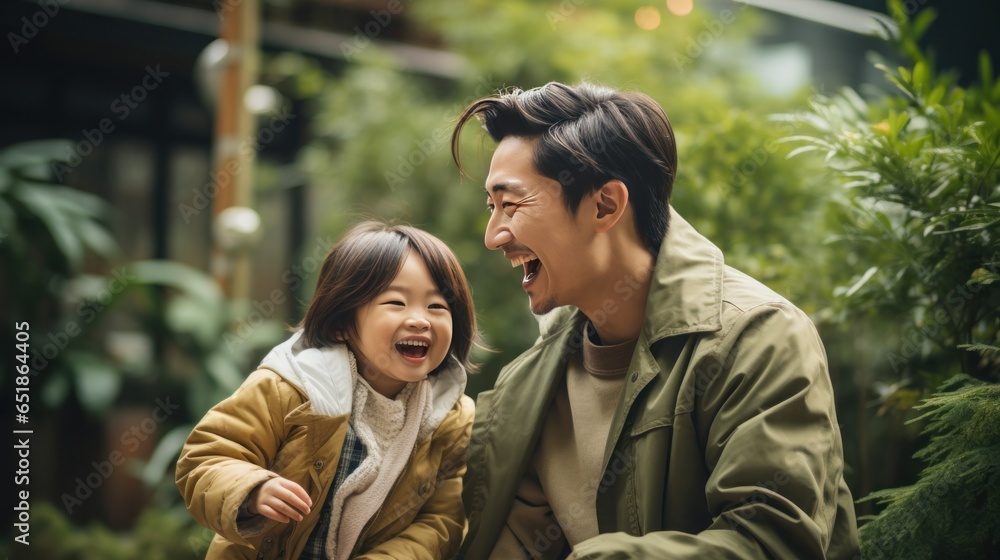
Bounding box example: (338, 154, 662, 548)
(276, 478, 313, 510)
(256, 503, 291, 524)
(247, 476, 311, 523)
(269, 496, 307, 522)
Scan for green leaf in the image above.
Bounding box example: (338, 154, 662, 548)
(958, 343, 1000, 354)
(69, 351, 123, 416)
(165, 294, 224, 347)
(0, 139, 75, 167)
(912, 60, 929, 92)
(876, 212, 893, 233)
(128, 260, 224, 306)
(76, 218, 120, 261)
(16, 185, 85, 271)
(844, 266, 879, 298)
(934, 218, 1000, 234)
(927, 83, 947, 106)
(136, 425, 193, 487)
(51, 185, 112, 219)
(886, 0, 905, 24)
(785, 145, 820, 159)
(983, 102, 1000, 126)
(205, 351, 245, 392)
(980, 50, 994, 90)
(898, 66, 912, 84)
(910, 9, 937, 41)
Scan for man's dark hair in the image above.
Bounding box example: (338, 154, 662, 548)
(452, 81, 678, 254)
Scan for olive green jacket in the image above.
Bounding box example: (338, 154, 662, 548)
(460, 209, 859, 559)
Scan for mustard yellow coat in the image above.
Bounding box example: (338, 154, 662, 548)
(177, 366, 474, 560)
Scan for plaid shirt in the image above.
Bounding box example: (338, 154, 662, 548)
(300, 422, 367, 560)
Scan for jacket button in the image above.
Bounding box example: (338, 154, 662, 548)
(418, 482, 428, 496)
(313, 460, 324, 470)
(630, 371, 638, 382)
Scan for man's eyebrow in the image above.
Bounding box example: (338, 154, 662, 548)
(484, 183, 526, 196)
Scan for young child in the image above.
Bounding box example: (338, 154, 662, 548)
(176, 221, 478, 560)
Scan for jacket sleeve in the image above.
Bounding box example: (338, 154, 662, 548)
(175, 370, 298, 547)
(572, 303, 854, 559)
(357, 395, 475, 560)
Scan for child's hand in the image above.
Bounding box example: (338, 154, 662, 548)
(247, 477, 313, 523)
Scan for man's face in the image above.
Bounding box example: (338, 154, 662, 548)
(483, 136, 595, 315)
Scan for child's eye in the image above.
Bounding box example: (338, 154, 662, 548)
(382, 300, 405, 306)
(429, 303, 449, 310)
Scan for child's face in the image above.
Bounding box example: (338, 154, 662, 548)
(350, 250, 454, 398)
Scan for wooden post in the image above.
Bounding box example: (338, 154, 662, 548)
(212, 0, 260, 299)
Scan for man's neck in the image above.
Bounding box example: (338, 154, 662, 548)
(582, 250, 655, 346)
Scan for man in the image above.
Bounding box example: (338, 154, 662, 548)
(450, 82, 859, 559)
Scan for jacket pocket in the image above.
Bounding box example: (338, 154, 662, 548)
(619, 418, 674, 476)
(629, 416, 673, 438)
(599, 423, 675, 536)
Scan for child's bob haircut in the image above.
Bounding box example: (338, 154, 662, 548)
(299, 221, 478, 373)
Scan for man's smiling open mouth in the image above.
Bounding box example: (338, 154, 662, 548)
(511, 254, 541, 286)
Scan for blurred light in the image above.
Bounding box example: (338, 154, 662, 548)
(215, 206, 262, 251)
(244, 85, 282, 114)
(635, 6, 661, 30)
(194, 39, 230, 108)
(745, 43, 811, 96)
(666, 0, 693, 16)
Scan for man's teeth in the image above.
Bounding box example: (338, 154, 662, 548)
(510, 255, 538, 268)
(397, 340, 429, 347)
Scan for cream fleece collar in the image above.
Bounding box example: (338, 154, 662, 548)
(258, 330, 467, 434)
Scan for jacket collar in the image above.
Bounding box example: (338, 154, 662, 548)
(642, 206, 724, 342)
(537, 206, 724, 343)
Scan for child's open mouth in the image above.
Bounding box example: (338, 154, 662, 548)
(395, 339, 429, 361)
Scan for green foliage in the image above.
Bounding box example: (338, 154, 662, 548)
(786, 1, 1000, 555)
(0, 140, 284, 531)
(0, 140, 119, 277)
(860, 375, 1000, 559)
(0, 140, 127, 413)
(8, 501, 206, 560)
(787, 0, 1000, 383)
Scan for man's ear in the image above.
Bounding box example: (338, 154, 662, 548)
(593, 180, 629, 232)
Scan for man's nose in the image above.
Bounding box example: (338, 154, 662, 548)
(484, 211, 514, 251)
